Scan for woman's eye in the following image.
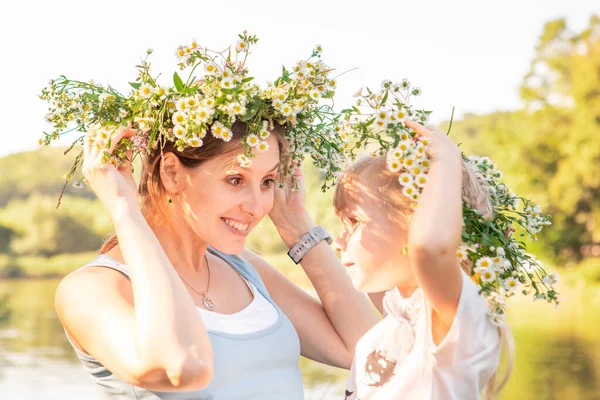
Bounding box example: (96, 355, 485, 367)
(262, 178, 276, 188)
(228, 177, 243, 187)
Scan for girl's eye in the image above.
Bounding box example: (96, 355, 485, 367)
(348, 217, 359, 225)
(228, 177, 243, 187)
(262, 178, 276, 188)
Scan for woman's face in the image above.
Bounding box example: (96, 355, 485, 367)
(174, 134, 281, 254)
(332, 177, 413, 293)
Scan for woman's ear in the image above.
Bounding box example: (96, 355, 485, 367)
(160, 152, 184, 194)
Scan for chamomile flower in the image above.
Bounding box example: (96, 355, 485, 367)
(397, 141, 410, 153)
(414, 173, 428, 188)
(387, 159, 402, 172)
(139, 84, 152, 98)
(236, 40, 249, 52)
(187, 137, 203, 147)
(257, 141, 270, 153)
(476, 257, 494, 270)
(205, 62, 220, 75)
(389, 147, 404, 159)
(480, 267, 496, 283)
(211, 121, 225, 139)
(221, 127, 233, 142)
(171, 112, 186, 125)
(246, 134, 260, 147)
(173, 124, 186, 139)
(398, 173, 414, 186)
(456, 245, 469, 261)
(504, 277, 520, 292)
(402, 186, 415, 197)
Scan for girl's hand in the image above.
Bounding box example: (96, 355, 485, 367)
(404, 119, 462, 165)
(269, 165, 315, 247)
(82, 124, 139, 219)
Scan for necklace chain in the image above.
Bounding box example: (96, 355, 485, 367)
(178, 254, 215, 310)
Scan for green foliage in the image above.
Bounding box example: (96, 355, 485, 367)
(0, 146, 95, 208)
(0, 194, 111, 257)
(443, 15, 600, 264)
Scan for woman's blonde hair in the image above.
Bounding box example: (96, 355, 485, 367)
(334, 155, 514, 398)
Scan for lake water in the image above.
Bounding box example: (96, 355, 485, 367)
(1, 278, 599, 399)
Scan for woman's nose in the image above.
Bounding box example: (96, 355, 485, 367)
(240, 186, 263, 217)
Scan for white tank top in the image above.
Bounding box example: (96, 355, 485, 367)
(198, 278, 279, 334)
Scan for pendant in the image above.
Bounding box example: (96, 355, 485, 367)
(203, 295, 215, 310)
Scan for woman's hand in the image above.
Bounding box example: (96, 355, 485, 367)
(269, 165, 315, 247)
(82, 124, 139, 219)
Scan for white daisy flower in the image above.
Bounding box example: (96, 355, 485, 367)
(411, 192, 420, 201)
(203, 98, 215, 108)
(187, 137, 203, 147)
(171, 112, 186, 125)
(387, 159, 402, 172)
(221, 127, 233, 142)
(139, 84, 152, 98)
(221, 78, 234, 89)
(176, 99, 188, 112)
(411, 166, 423, 175)
(456, 245, 469, 261)
(173, 124, 186, 139)
(259, 130, 270, 139)
(204, 62, 220, 75)
(196, 107, 212, 122)
(414, 173, 428, 188)
(389, 147, 403, 159)
(402, 157, 416, 169)
(257, 141, 270, 153)
(402, 186, 415, 198)
(246, 134, 260, 147)
(480, 267, 496, 283)
(309, 90, 320, 100)
(398, 173, 414, 186)
(235, 40, 249, 52)
(211, 121, 225, 139)
(397, 141, 410, 153)
(476, 257, 494, 270)
(504, 277, 520, 292)
(280, 103, 294, 117)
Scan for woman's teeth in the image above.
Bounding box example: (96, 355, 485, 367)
(223, 218, 250, 232)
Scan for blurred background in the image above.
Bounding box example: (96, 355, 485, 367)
(0, 1, 599, 398)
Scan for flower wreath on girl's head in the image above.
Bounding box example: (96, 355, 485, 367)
(339, 79, 559, 325)
(39, 31, 347, 206)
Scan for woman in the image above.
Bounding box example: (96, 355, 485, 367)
(54, 120, 378, 399)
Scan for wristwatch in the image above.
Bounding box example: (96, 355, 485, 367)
(287, 225, 333, 264)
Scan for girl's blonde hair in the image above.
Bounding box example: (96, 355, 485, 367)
(333, 155, 514, 398)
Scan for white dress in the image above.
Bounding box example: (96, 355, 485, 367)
(345, 271, 501, 400)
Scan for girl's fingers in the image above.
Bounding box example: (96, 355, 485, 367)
(404, 119, 433, 138)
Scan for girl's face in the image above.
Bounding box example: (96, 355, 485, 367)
(172, 134, 281, 255)
(333, 179, 414, 293)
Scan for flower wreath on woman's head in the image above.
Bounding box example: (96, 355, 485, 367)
(339, 79, 559, 325)
(39, 32, 348, 206)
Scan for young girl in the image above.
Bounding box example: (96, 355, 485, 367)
(333, 120, 512, 400)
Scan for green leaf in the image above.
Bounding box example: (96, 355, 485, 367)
(129, 82, 141, 89)
(242, 77, 254, 83)
(173, 72, 184, 91)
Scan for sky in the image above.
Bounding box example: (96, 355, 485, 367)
(0, 0, 597, 157)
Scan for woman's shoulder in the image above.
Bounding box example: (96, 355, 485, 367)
(56, 253, 132, 309)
